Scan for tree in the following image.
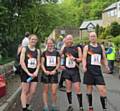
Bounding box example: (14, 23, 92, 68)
(110, 22, 120, 37)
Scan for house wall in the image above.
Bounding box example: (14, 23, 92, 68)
(102, 8, 120, 27)
(49, 27, 80, 40)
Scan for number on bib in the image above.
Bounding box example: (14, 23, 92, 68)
(91, 54, 101, 66)
(28, 58, 37, 68)
(66, 57, 76, 68)
(46, 56, 56, 67)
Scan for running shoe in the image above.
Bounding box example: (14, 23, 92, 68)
(79, 107, 84, 111)
(51, 106, 58, 111)
(66, 106, 73, 111)
(42, 107, 49, 111)
(88, 107, 94, 111)
(27, 105, 33, 111)
(103, 109, 108, 111)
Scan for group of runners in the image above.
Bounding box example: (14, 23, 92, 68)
(19, 32, 109, 111)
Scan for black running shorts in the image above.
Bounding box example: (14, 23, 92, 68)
(20, 72, 38, 83)
(83, 65, 105, 85)
(41, 73, 58, 84)
(63, 68, 81, 83)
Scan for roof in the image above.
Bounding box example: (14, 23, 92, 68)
(103, 2, 119, 12)
(80, 20, 103, 30)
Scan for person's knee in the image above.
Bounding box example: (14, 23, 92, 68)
(74, 86, 80, 93)
(21, 88, 29, 95)
(99, 87, 107, 96)
(43, 87, 49, 94)
(29, 89, 36, 95)
(87, 86, 93, 93)
(51, 91, 57, 97)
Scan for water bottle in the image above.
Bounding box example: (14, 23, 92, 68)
(27, 77, 33, 83)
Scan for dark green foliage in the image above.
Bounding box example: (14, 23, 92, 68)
(0, 0, 118, 59)
(110, 22, 120, 37)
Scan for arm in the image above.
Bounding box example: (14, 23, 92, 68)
(33, 49, 40, 76)
(101, 45, 109, 67)
(105, 47, 112, 54)
(54, 56, 60, 71)
(20, 47, 32, 76)
(76, 47, 82, 63)
(41, 57, 49, 75)
(82, 45, 88, 72)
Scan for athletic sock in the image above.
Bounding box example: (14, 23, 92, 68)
(77, 93, 83, 108)
(26, 104, 29, 108)
(22, 107, 27, 111)
(100, 96, 107, 109)
(67, 92, 72, 105)
(87, 93, 93, 107)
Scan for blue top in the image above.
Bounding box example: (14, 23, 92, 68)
(106, 47, 113, 54)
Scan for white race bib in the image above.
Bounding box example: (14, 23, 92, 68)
(46, 56, 56, 67)
(91, 54, 101, 66)
(66, 57, 76, 68)
(28, 58, 37, 68)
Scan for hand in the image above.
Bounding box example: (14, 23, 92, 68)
(69, 56, 75, 61)
(33, 71, 38, 77)
(83, 66, 87, 73)
(50, 70, 56, 75)
(28, 72, 34, 77)
(44, 70, 50, 75)
(59, 66, 65, 70)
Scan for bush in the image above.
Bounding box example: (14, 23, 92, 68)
(99, 26, 111, 39)
(110, 35, 120, 47)
(110, 22, 120, 37)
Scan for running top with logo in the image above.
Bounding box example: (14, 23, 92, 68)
(63, 46, 79, 69)
(87, 44, 103, 66)
(23, 47, 38, 73)
(41, 50, 60, 71)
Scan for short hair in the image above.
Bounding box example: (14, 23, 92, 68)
(46, 38, 55, 44)
(89, 31, 97, 37)
(29, 34, 38, 40)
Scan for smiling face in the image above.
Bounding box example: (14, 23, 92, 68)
(47, 39, 54, 50)
(89, 32, 97, 43)
(65, 34, 73, 47)
(29, 35, 38, 47)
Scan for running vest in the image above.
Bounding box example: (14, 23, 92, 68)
(107, 47, 116, 60)
(63, 46, 79, 69)
(24, 47, 38, 72)
(87, 44, 103, 66)
(42, 50, 60, 71)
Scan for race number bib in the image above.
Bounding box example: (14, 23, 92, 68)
(91, 54, 101, 66)
(46, 56, 56, 67)
(28, 58, 37, 68)
(66, 57, 76, 68)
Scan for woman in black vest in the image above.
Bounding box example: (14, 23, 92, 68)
(41, 38, 60, 111)
(20, 34, 40, 111)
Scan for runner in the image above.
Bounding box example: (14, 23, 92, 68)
(82, 32, 109, 111)
(20, 34, 40, 111)
(61, 34, 84, 111)
(41, 38, 60, 111)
